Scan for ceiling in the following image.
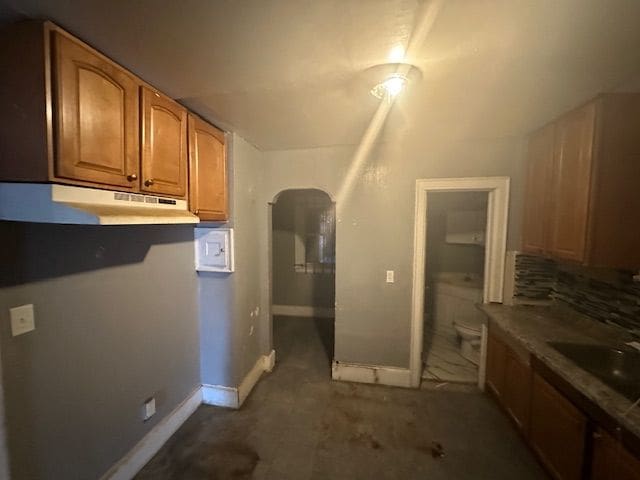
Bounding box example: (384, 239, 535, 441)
(1, 0, 640, 151)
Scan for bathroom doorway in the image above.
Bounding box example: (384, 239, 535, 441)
(422, 191, 488, 383)
(270, 189, 336, 377)
(409, 177, 509, 387)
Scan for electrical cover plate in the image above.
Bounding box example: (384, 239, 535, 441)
(194, 228, 234, 273)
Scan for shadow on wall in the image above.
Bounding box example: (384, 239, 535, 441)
(0, 222, 194, 287)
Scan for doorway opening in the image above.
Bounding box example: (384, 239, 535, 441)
(270, 189, 336, 377)
(410, 177, 509, 388)
(422, 191, 488, 383)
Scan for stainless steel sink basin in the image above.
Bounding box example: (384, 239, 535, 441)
(547, 341, 640, 401)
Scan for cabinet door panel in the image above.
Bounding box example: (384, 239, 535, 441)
(549, 103, 596, 262)
(188, 115, 228, 220)
(530, 373, 586, 480)
(592, 429, 640, 480)
(141, 87, 187, 197)
(54, 32, 139, 188)
(486, 332, 507, 400)
(503, 352, 531, 435)
(522, 124, 555, 253)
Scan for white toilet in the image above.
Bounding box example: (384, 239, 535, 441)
(453, 317, 483, 365)
(432, 272, 485, 366)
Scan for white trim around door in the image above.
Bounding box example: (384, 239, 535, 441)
(409, 177, 510, 388)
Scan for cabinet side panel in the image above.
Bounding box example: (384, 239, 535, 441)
(0, 21, 49, 181)
(588, 94, 640, 269)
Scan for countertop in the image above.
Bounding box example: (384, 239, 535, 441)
(479, 303, 640, 440)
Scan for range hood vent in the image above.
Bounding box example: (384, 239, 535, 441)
(0, 183, 200, 225)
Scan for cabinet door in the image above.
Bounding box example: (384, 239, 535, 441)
(592, 429, 640, 480)
(141, 87, 187, 198)
(522, 124, 555, 254)
(530, 373, 587, 480)
(548, 103, 596, 262)
(503, 351, 532, 435)
(53, 32, 139, 189)
(188, 115, 228, 220)
(486, 331, 507, 400)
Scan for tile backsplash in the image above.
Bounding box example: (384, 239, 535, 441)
(512, 252, 640, 337)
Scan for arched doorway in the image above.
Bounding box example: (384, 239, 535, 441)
(270, 189, 335, 376)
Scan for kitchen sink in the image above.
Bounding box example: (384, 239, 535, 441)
(547, 341, 640, 402)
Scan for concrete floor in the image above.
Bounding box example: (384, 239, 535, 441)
(136, 316, 547, 480)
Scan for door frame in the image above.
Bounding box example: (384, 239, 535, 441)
(409, 176, 510, 387)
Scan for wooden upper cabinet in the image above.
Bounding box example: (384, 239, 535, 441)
(188, 114, 228, 221)
(522, 124, 555, 254)
(522, 94, 640, 269)
(548, 103, 596, 263)
(140, 87, 187, 198)
(53, 32, 140, 189)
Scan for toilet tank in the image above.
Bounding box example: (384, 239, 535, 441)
(431, 273, 484, 335)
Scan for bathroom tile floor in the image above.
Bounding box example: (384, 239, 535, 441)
(136, 316, 547, 480)
(423, 328, 478, 383)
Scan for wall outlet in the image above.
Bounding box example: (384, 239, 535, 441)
(386, 270, 395, 283)
(10, 304, 35, 336)
(143, 397, 156, 421)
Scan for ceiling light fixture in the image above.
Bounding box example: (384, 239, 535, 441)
(370, 73, 408, 99)
(366, 62, 421, 100)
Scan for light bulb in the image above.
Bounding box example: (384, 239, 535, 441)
(383, 75, 406, 97)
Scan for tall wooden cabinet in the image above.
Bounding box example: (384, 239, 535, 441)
(521, 94, 640, 269)
(188, 114, 228, 221)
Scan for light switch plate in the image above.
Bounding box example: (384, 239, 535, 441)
(10, 304, 35, 336)
(386, 270, 395, 283)
(143, 397, 156, 421)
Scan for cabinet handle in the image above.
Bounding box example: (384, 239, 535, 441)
(127, 174, 138, 181)
(145, 179, 155, 186)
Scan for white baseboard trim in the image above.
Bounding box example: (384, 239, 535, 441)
(100, 387, 203, 480)
(272, 304, 334, 318)
(202, 350, 276, 409)
(332, 361, 412, 388)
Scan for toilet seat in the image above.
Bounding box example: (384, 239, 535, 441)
(453, 317, 483, 336)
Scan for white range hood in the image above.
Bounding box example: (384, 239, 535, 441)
(0, 183, 200, 225)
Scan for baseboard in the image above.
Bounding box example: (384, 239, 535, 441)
(272, 304, 334, 319)
(100, 387, 203, 480)
(331, 361, 412, 388)
(202, 350, 276, 409)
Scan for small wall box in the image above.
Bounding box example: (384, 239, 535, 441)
(195, 228, 234, 273)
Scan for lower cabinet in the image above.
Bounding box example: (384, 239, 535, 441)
(503, 350, 532, 435)
(486, 331, 507, 400)
(486, 329, 532, 436)
(485, 325, 640, 480)
(529, 372, 587, 480)
(591, 429, 640, 480)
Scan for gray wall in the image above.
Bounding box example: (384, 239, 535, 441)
(272, 189, 335, 308)
(425, 191, 487, 279)
(199, 133, 267, 387)
(258, 135, 526, 369)
(0, 222, 199, 480)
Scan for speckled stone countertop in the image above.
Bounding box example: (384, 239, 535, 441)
(479, 303, 640, 440)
